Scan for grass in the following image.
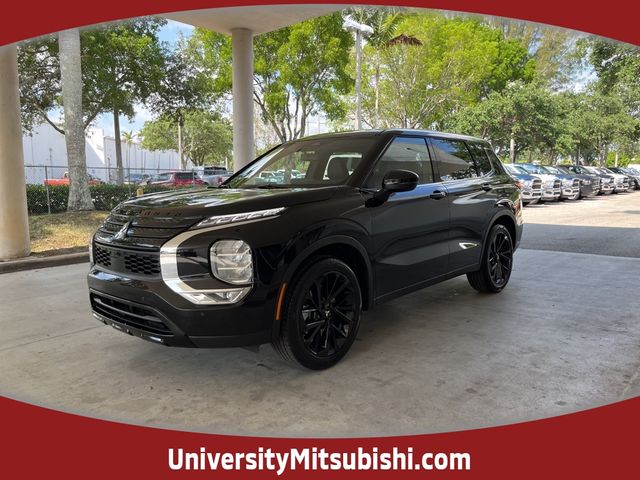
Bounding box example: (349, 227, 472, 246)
(29, 211, 109, 255)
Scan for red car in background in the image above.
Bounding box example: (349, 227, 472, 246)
(44, 172, 103, 186)
(141, 172, 206, 187)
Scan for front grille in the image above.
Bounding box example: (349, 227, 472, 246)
(91, 293, 172, 335)
(92, 243, 162, 278)
(124, 253, 161, 275)
(553, 180, 561, 189)
(532, 179, 542, 190)
(572, 179, 581, 188)
(94, 244, 111, 267)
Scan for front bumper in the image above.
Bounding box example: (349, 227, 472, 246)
(521, 187, 542, 202)
(87, 268, 274, 348)
(560, 185, 580, 199)
(541, 187, 561, 201)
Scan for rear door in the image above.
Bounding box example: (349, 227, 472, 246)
(428, 137, 499, 272)
(368, 136, 450, 298)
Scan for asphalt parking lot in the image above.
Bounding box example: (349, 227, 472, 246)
(1, 192, 639, 436)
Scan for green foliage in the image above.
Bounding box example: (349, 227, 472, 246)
(18, 18, 167, 132)
(361, 13, 534, 129)
(26, 184, 174, 214)
(140, 110, 233, 166)
(189, 12, 353, 141)
(451, 81, 558, 159)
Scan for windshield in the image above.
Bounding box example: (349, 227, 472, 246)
(521, 164, 549, 175)
(555, 166, 572, 174)
(505, 164, 528, 175)
(545, 166, 561, 174)
(226, 136, 375, 189)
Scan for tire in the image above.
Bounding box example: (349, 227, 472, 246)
(272, 257, 362, 370)
(467, 224, 514, 294)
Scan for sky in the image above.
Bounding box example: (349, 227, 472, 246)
(95, 20, 194, 138)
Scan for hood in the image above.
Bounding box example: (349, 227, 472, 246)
(529, 173, 558, 182)
(115, 186, 338, 218)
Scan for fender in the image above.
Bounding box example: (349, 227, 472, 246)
(280, 233, 374, 311)
(481, 203, 518, 252)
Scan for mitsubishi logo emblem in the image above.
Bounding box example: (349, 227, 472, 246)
(113, 221, 131, 240)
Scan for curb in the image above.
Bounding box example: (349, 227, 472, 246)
(0, 252, 89, 274)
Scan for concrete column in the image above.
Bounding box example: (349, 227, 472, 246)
(231, 28, 255, 172)
(0, 45, 30, 260)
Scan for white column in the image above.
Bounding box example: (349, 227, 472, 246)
(231, 28, 255, 172)
(0, 45, 30, 260)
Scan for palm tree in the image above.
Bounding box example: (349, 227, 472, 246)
(121, 130, 136, 175)
(58, 28, 94, 211)
(349, 8, 403, 128)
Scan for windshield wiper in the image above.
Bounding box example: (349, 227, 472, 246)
(251, 184, 290, 189)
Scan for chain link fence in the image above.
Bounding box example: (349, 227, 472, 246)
(25, 165, 224, 215)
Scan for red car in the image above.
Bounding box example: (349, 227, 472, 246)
(143, 172, 206, 187)
(44, 172, 103, 186)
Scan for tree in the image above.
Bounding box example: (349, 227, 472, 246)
(451, 81, 559, 162)
(140, 110, 233, 166)
(121, 130, 136, 172)
(359, 13, 534, 130)
(189, 12, 354, 143)
(147, 46, 217, 169)
(348, 8, 403, 128)
(18, 18, 167, 183)
(58, 28, 93, 211)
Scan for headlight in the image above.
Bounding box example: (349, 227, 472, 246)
(562, 179, 572, 186)
(89, 241, 94, 264)
(582, 179, 591, 185)
(209, 240, 253, 285)
(544, 179, 554, 188)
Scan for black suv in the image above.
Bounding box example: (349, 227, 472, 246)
(88, 130, 523, 369)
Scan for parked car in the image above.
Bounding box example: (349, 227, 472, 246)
(44, 172, 103, 186)
(584, 166, 626, 193)
(609, 167, 639, 190)
(200, 166, 232, 186)
(543, 165, 585, 200)
(567, 165, 614, 194)
(124, 173, 150, 185)
(554, 165, 600, 197)
(517, 164, 562, 201)
(88, 129, 523, 369)
(141, 171, 206, 187)
(504, 164, 542, 205)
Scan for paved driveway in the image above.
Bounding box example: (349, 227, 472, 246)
(1, 193, 639, 436)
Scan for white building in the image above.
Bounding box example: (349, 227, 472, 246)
(22, 123, 184, 184)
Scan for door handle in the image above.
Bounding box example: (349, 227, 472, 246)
(429, 190, 447, 200)
(481, 183, 493, 191)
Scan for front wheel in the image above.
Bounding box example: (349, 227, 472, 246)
(467, 224, 514, 293)
(272, 258, 362, 370)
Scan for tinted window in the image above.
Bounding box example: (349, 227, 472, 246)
(227, 137, 375, 188)
(175, 172, 198, 180)
(467, 142, 493, 176)
(365, 136, 433, 188)
(431, 138, 477, 181)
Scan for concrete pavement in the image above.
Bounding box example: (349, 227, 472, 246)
(1, 247, 639, 436)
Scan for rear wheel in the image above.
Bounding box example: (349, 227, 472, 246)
(272, 257, 362, 370)
(467, 224, 514, 293)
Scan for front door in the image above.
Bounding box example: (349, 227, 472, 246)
(366, 136, 451, 299)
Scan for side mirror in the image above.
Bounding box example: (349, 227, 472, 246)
(382, 169, 419, 193)
(366, 169, 419, 207)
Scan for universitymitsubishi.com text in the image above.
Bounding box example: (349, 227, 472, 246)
(168, 446, 471, 474)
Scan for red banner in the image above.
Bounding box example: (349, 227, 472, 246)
(0, 0, 639, 46)
(1, 394, 639, 478)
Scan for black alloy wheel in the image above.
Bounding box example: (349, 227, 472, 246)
(467, 224, 514, 293)
(273, 257, 362, 370)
